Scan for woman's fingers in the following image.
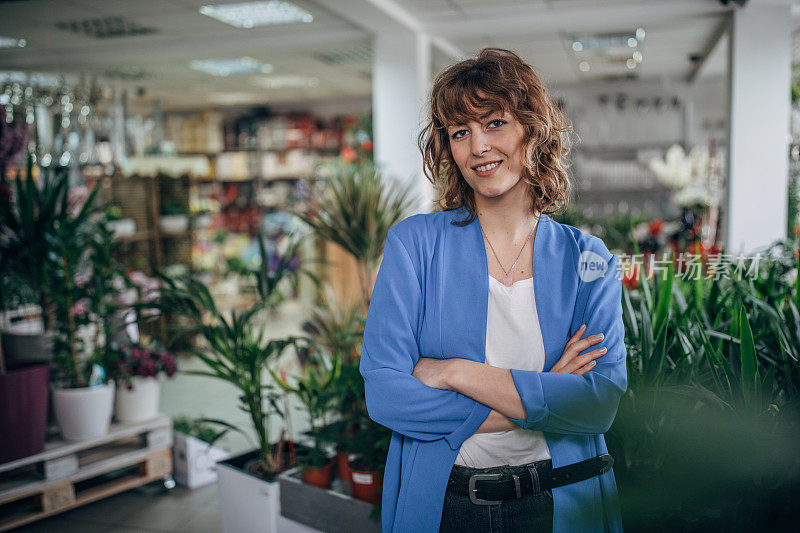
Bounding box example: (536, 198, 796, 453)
(566, 347, 607, 374)
(551, 331, 605, 374)
(564, 324, 587, 348)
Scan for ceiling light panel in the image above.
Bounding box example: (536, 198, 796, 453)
(190, 57, 274, 77)
(0, 36, 26, 48)
(251, 75, 320, 89)
(199, 1, 313, 28)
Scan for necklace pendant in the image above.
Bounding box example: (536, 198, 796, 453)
(502, 273, 514, 286)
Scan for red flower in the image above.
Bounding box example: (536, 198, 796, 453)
(648, 219, 663, 236)
(341, 146, 357, 162)
(359, 140, 373, 152)
(622, 265, 640, 290)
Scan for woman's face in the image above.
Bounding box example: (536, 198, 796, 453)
(446, 109, 528, 203)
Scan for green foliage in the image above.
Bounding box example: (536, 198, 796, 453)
(300, 159, 415, 306)
(611, 242, 800, 526)
(1, 158, 124, 387)
(269, 350, 340, 467)
(173, 415, 224, 445)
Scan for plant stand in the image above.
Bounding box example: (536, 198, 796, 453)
(0, 415, 173, 531)
(278, 466, 380, 533)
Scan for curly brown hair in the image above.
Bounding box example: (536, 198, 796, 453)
(418, 48, 575, 225)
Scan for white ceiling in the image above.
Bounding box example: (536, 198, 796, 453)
(0, 0, 782, 112)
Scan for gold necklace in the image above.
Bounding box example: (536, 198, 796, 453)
(483, 218, 538, 287)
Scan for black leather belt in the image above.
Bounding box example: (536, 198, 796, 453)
(447, 454, 613, 506)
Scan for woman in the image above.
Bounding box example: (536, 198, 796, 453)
(359, 48, 626, 532)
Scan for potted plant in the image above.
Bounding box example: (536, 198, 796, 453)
(300, 158, 414, 308)
(270, 349, 340, 489)
(108, 343, 177, 423)
(148, 231, 318, 533)
(48, 182, 124, 441)
(0, 158, 65, 364)
(105, 204, 136, 238)
(347, 416, 391, 504)
(159, 201, 189, 234)
(300, 296, 366, 482)
(172, 416, 230, 489)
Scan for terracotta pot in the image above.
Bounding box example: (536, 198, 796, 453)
(301, 458, 334, 489)
(349, 464, 383, 504)
(336, 450, 352, 482)
(0, 362, 50, 463)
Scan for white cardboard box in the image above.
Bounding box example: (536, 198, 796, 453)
(172, 432, 229, 489)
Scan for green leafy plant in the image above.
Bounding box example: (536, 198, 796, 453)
(173, 416, 224, 445)
(300, 159, 415, 307)
(148, 230, 318, 479)
(270, 351, 341, 468)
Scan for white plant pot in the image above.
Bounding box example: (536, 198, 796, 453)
(114, 376, 160, 423)
(159, 214, 189, 234)
(195, 213, 213, 229)
(107, 218, 136, 238)
(173, 433, 229, 489)
(52, 382, 115, 441)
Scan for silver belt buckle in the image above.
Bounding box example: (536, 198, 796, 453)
(468, 473, 503, 505)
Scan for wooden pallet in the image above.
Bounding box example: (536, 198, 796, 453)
(0, 416, 173, 531)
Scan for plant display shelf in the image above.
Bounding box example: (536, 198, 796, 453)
(0, 415, 173, 531)
(278, 466, 379, 533)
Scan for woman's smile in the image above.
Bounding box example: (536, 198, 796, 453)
(472, 160, 503, 177)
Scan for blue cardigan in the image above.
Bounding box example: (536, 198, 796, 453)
(359, 207, 626, 532)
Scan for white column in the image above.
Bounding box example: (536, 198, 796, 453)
(726, 0, 791, 254)
(372, 30, 432, 213)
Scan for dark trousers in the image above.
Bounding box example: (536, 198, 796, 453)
(439, 460, 555, 533)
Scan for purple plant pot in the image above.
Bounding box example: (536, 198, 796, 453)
(0, 362, 50, 464)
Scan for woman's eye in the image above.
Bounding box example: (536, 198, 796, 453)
(450, 129, 468, 139)
(488, 119, 506, 128)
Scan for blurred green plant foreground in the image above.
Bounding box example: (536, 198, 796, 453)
(609, 237, 800, 531)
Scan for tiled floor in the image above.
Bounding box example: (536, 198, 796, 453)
(16, 483, 221, 533)
(12, 299, 316, 532)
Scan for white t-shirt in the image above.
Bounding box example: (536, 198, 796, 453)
(454, 274, 552, 468)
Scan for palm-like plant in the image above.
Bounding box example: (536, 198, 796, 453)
(269, 351, 340, 467)
(154, 273, 307, 475)
(0, 157, 69, 328)
(299, 159, 415, 307)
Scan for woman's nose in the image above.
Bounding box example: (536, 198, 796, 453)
(470, 132, 489, 157)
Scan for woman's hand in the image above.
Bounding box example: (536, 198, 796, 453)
(549, 324, 606, 375)
(412, 357, 453, 390)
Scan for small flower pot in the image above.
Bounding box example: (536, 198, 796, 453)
(301, 457, 334, 489)
(107, 218, 136, 238)
(52, 382, 115, 441)
(336, 449, 353, 482)
(0, 362, 50, 463)
(348, 463, 383, 504)
(115, 376, 160, 423)
(159, 214, 189, 234)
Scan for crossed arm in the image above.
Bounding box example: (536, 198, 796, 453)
(360, 230, 627, 449)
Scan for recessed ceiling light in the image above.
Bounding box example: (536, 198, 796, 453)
(578, 61, 590, 72)
(632, 51, 643, 63)
(569, 32, 640, 52)
(251, 75, 320, 89)
(626, 58, 638, 69)
(0, 36, 26, 48)
(190, 57, 273, 77)
(199, 1, 313, 28)
(636, 28, 646, 41)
